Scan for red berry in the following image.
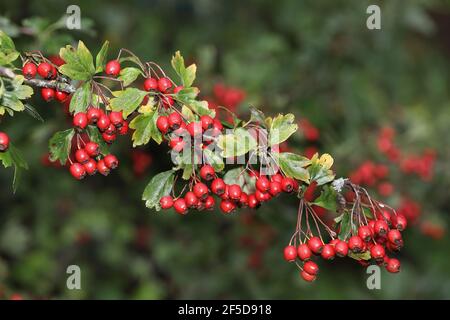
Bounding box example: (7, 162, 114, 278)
(37, 62, 53, 79)
(102, 132, 116, 144)
(283, 245, 297, 262)
(73, 113, 88, 129)
(105, 60, 120, 76)
(158, 77, 172, 93)
(156, 116, 170, 134)
(0, 132, 10, 152)
(184, 191, 199, 208)
(348, 236, 364, 253)
(386, 258, 400, 273)
(168, 112, 182, 130)
(186, 122, 203, 137)
(169, 137, 185, 152)
(370, 244, 385, 261)
(87, 108, 103, 124)
(387, 229, 402, 245)
(143, 78, 158, 91)
(97, 159, 110, 176)
(200, 165, 215, 181)
(303, 261, 319, 276)
(358, 225, 373, 242)
(83, 159, 97, 175)
(255, 190, 268, 202)
(204, 196, 215, 210)
(173, 85, 184, 94)
(392, 214, 407, 231)
(109, 111, 123, 127)
(256, 176, 270, 192)
(70, 163, 86, 180)
(281, 177, 295, 193)
(173, 198, 188, 215)
(269, 181, 282, 196)
(22, 62, 37, 79)
(84, 142, 99, 157)
(212, 119, 223, 132)
(307, 236, 323, 254)
(193, 182, 209, 200)
(334, 240, 349, 257)
(200, 115, 214, 130)
(118, 121, 129, 135)
(160, 196, 173, 209)
(297, 244, 312, 261)
(300, 270, 316, 282)
(374, 220, 389, 236)
(211, 178, 226, 195)
(321, 244, 335, 260)
(41, 88, 55, 101)
(75, 149, 90, 164)
(55, 90, 68, 102)
(271, 173, 283, 183)
(248, 194, 260, 209)
(228, 184, 242, 201)
(238, 192, 248, 207)
(97, 115, 111, 132)
(104, 154, 119, 169)
(220, 200, 236, 214)
(105, 123, 116, 135)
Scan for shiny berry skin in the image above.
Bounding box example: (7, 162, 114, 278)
(37, 62, 53, 79)
(87, 108, 102, 124)
(184, 191, 199, 208)
(228, 184, 242, 201)
(374, 220, 389, 236)
(220, 200, 236, 214)
(321, 244, 335, 260)
(173, 85, 184, 94)
(281, 177, 295, 193)
(204, 196, 215, 210)
(160, 196, 173, 209)
(55, 90, 68, 102)
(143, 78, 158, 91)
(193, 182, 209, 200)
(370, 244, 385, 261)
(104, 154, 119, 169)
(334, 240, 349, 257)
(73, 113, 88, 129)
(392, 214, 407, 231)
(97, 115, 111, 132)
(248, 194, 260, 209)
(83, 159, 98, 175)
(307, 236, 323, 254)
(118, 121, 129, 135)
(105, 123, 117, 135)
(239, 192, 248, 207)
(168, 112, 182, 130)
(386, 258, 400, 273)
(41, 88, 55, 101)
(211, 178, 226, 195)
(0, 132, 10, 152)
(186, 122, 203, 137)
(169, 137, 185, 152)
(109, 111, 123, 127)
(200, 115, 214, 130)
(173, 198, 188, 215)
(70, 163, 86, 180)
(358, 225, 373, 242)
(84, 142, 99, 157)
(75, 149, 90, 164)
(303, 261, 319, 276)
(255, 190, 267, 202)
(300, 270, 316, 282)
(387, 229, 402, 245)
(219, 185, 229, 200)
(105, 60, 121, 76)
(156, 116, 170, 134)
(212, 119, 223, 132)
(297, 244, 312, 261)
(283, 245, 297, 262)
(271, 173, 283, 183)
(269, 181, 282, 196)
(22, 62, 37, 79)
(97, 159, 110, 176)
(256, 176, 270, 192)
(200, 165, 215, 181)
(157, 77, 172, 93)
(348, 236, 364, 253)
(102, 132, 116, 144)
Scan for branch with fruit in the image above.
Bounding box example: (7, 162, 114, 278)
(0, 29, 407, 282)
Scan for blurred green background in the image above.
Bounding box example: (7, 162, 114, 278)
(0, 0, 449, 299)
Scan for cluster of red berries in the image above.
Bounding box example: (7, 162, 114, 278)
(0, 131, 10, 152)
(22, 60, 69, 103)
(284, 210, 407, 282)
(206, 83, 246, 123)
(73, 108, 128, 144)
(349, 161, 393, 196)
(159, 168, 299, 215)
(69, 141, 119, 180)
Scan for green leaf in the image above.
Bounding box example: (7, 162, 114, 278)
(182, 164, 193, 180)
(48, 129, 75, 165)
(118, 67, 143, 86)
(142, 170, 175, 211)
(171, 51, 196, 87)
(0, 143, 28, 193)
(110, 88, 148, 119)
(312, 185, 337, 211)
(181, 105, 195, 122)
(175, 87, 200, 101)
(69, 81, 92, 113)
(249, 106, 267, 128)
(11, 76, 33, 99)
(86, 125, 109, 155)
(189, 100, 215, 117)
(59, 40, 95, 80)
(223, 167, 246, 186)
(0, 30, 19, 65)
(95, 40, 109, 73)
(203, 148, 225, 172)
(348, 251, 371, 261)
(277, 152, 311, 182)
(338, 211, 352, 241)
(129, 111, 163, 147)
(217, 127, 257, 158)
(308, 153, 335, 186)
(268, 113, 298, 146)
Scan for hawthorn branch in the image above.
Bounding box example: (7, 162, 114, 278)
(0, 66, 76, 94)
